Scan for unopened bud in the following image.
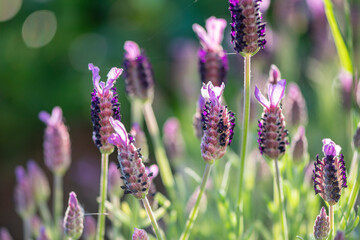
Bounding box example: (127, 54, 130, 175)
(163, 117, 185, 160)
(290, 126, 308, 161)
(334, 231, 345, 240)
(63, 192, 84, 240)
(283, 83, 308, 128)
(14, 166, 35, 218)
(313, 207, 330, 240)
(27, 160, 50, 203)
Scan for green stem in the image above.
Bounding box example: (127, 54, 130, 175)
(142, 197, 164, 240)
(180, 163, 213, 240)
(143, 102, 175, 200)
(131, 98, 144, 125)
(23, 217, 31, 240)
(38, 201, 52, 225)
(274, 158, 288, 240)
(110, 195, 122, 239)
(96, 153, 109, 240)
(236, 53, 251, 238)
(330, 205, 334, 236)
(53, 173, 63, 237)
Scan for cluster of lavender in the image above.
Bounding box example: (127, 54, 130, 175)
(5, 0, 359, 239)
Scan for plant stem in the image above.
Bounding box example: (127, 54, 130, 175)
(131, 98, 144, 125)
(236, 53, 251, 238)
(142, 197, 164, 240)
(96, 153, 109, 240)
(39, 201, 52, 225)
(329, 205, 334, 236)
(143, 102, 175, 200)
(53, 173, 63, 237)
(274, 158, 288, 240)
(23, 217, 31, 240)
(180, 163, 213, 240)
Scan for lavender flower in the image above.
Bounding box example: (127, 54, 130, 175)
(14, 166, 35, 218)
(37, 226, 50, 240)
(283, 82, 308, 128)
(39, 106, 71, 175)
(83, 216, 96, 240)
(193, 95, 206, 139)
(193, 16, 228, 86)
(290, 126, 308, 161)
(334, 231, 345, 240)
(123, 41, 155, 100)
(132, 228, 149, 240)
(163, 117, 185, 160)
(0, 227, 13, 240)
(108, 117, 152, 199)
(268, 64, 281, 84)
(200, 82, 235, 163)
(255, 76, 288, 159)
(313, 207, 330, 240)
(89, 63, 123, 154)
(27, 160, 50, 204)
(108, 161, 123, 197)
(229, 0, 266, 54)
(313, 139, 347, 205)
(63, 192, 84, 240)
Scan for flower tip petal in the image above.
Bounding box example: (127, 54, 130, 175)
(107, 67, 123, 80)
(254, 86, 270, 108)
(124, 41, 141, 60)
(39, 111, 51, 124)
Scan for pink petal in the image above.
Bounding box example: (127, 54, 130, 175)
(192, 23, 212, 50)
(322, 138, 341, 156)
(254, 86, 270, 108)
(50, 106, 63, 125)
(88, 63, 101, 94)
(124, 41, 141, 60)
(103, 67, 123, 94)
(205, 16, 226, 47)
(269, 79, 286, 107)
(109, 117, 129, 149)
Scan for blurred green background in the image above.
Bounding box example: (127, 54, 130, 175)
(1, 0, 360, 238)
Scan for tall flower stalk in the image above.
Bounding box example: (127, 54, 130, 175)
(180, 82, 235, 240)
(88, 63, 123, 240)
(123, 41, 175, 200)
(108, 117, 164, 240)
(255, 72, 288, 240)
(228, 0, 266, 237)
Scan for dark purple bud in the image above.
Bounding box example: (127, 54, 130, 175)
(334, 231, 345, 240)
(313, 207, 330, 240)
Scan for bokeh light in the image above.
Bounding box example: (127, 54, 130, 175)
(22, 10, 57, 48)
(0, 0, 22, 22)
(68, 33, 107, 72)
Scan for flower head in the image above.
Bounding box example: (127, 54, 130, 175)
(0, 228, 13, 240)
(132, 228, 149, 240)
(27, 160, 50, 204)
(283, 82, 308, 127)
(200, 82, 235, 163)
(63, 192, 84, 240)
(163, 117, 185, 160)
(14, 166, 35, 218)
(255, 69, 288, 159)
(290, 126, 308, 161)
(39, 106, 71, 174)
(89, 63, 123, 98)
(313, 138, 347, 205)
(229, 0, 266, 54)
(123, 41, 155, 100)
(109, 118, 152, 199)
(313, 207, 330, 240)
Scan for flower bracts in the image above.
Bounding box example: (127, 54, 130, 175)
(200, 82, 235, 163)
(108, 118, 152, 199)
(313, 139, 347, 205)
(313, 207, 330, 240)
(229, 0, 266, 54)
(255, 77, 288, 159)
(89, 63, 123, 154)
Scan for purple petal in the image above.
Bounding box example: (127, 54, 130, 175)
(50, 106, 63, 125)
(254, 86, 270, 108)
(15, 166, 26, 182)
(268, 79, 286, 107)
(103, 67, 123, 94)
(192, 23, 211, 50)
(88, 63, 101, 93)
(109, 117, 129, 149)
(39, 111, 51, 124)
(322, 138, 341, 156)
(69, 192, 78, 207)
(205, 16, 227, 48)
(124, 41, 141, 60)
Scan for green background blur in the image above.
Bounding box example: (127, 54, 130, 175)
(1, 0, 360, 238)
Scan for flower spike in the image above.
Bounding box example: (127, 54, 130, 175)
(313, 207, 330, 240)
(313, 138, 347, 205)
(63, 192, 84, 240)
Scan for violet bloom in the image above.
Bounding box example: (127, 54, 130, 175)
(108, 118, 152, 199)
(283, 82, 308, 128)
(290, 126, 308, 161)
(123, 41, 155, 100)
(0, 228, 13, 240)
(14, 166, 35, 218)
(193, 16, 228, 86)
(39, 106, 71, 175)
(229, 0, 266, 54)
(200, 82, 235, 163)
(255, 72, 288, 159)
(313, 207, 330, 240)
(27, 160, 50, 204)
(132, 228, 149, 240)
(313, 139, 347, 205)
(63, 192, 84, 240)
(163, 117, 185, 160)
(89, 63, 123, 154)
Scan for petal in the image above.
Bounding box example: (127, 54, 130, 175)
(39, 111, 51, 125)
(88, 63, 101, 94)
(109, 117, 129, 148)
(201, 82, 210, 99)
(192, 23, 212, 50)
(124, 41, 141, 60)
(322, 138, 341, 156)
(50, 106, 63, 125)
(254, 86, 270, 108)
(103, 67, 123, 94)
(269, 79, 286, 107)
(206, 16, 227, 48)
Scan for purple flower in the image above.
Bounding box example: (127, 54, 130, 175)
(268, 64, 281, 84)
(63, 192, 84, 240)
(163, 117, 185, 160)
(283, 82, 308, 127)
(313, 138, 347, 205)
(27, 160, 50, 203)
(109, 117, 151, 199)
(89, 63, 123, 154)
(229, 0, 266, 54)
(14, 166, 35, 218)
(83, 216, 96, 240)
(313, 207, 330, 240)
(123, 41, 155, 100)
(200, 82, 235, 163)
(132, 228, 149, 240)
(290, 126, 308, 161)
(0, 228, 13, 240)
(39, 106, 71, 175)
(255, 70, 288, 159)
(37, 226, 50, 240)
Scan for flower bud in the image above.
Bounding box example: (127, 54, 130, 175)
(63, 192, 84, 240)
(108, 161, 123, 197)
(89, 64, 123, 154)
(313, 207, 330, 240)
(39, 106, 71, 175)
(14, 166, 35, 218)
(163, 117, 185, 160)
(290, 126, 308, 161)
(283, 82, 308, 128)
(123, 41, 155, 101)
(132, 228, 149, 240)
(313, 139, 347, 205)
(27, 160, 50, 204)
(0, 228, 13, 240)
(229, 0, 266, 54)
(83, 216, 96, 240)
